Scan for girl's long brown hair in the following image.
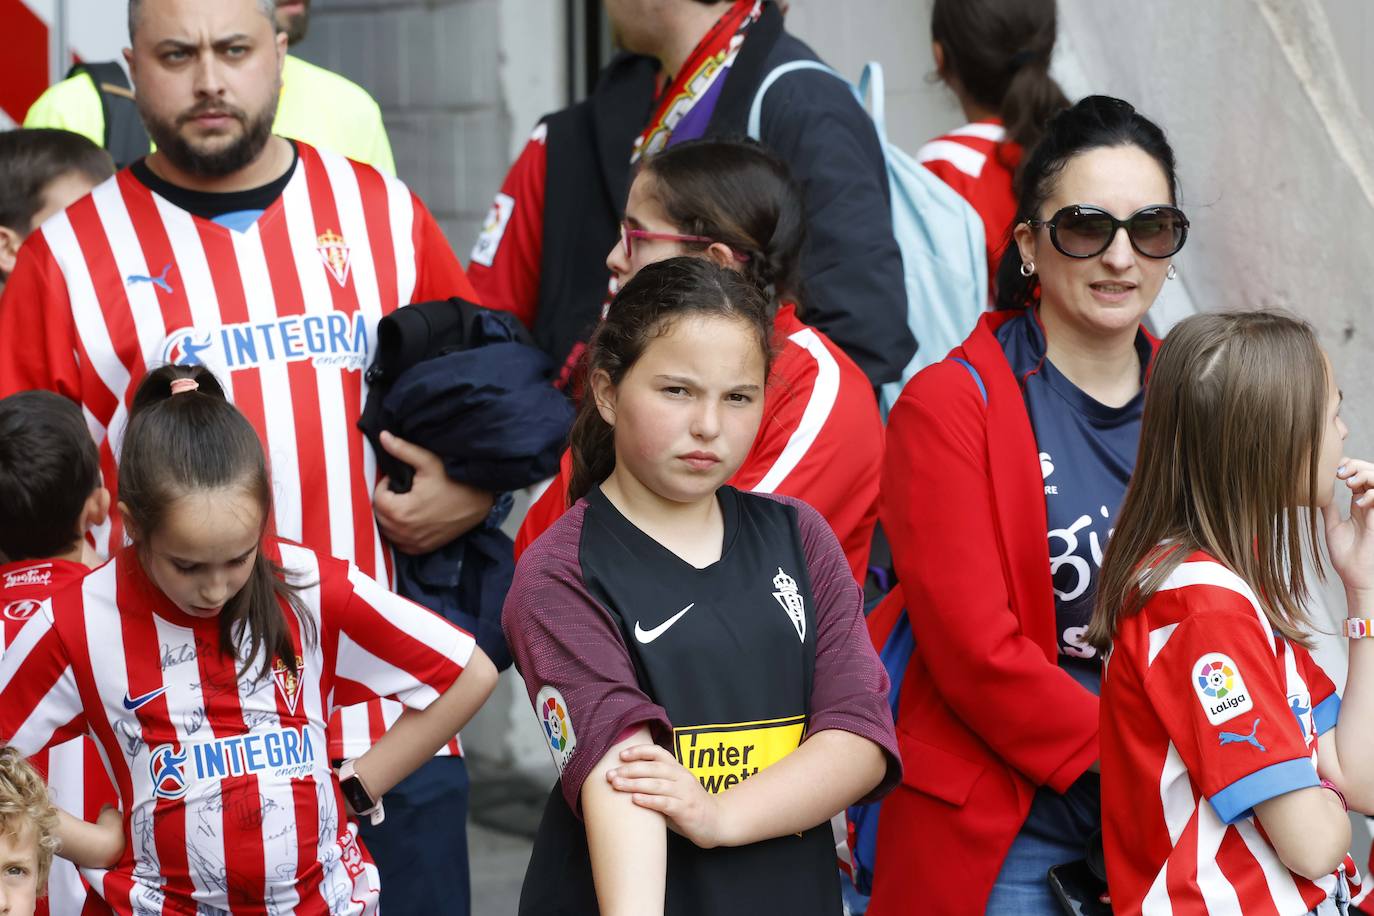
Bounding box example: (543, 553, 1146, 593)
(1087, 310, 1329, 651)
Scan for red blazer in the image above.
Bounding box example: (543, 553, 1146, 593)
(867, 311, 1157, 915)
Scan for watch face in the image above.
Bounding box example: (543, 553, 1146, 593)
(341, 775, 374, 814)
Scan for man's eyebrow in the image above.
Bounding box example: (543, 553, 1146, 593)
(155, 33, 254, 50)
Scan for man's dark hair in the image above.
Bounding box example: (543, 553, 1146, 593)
(0, 129, 114, 236)
(0, 391, 102, 561)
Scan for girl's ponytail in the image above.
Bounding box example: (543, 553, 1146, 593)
(930, 0, 1070, 189)
(1000, 51, 1070, 172)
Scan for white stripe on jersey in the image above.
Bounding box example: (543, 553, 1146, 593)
(753, 328, 840, 494)
(916, 139, 989, 179)
(1148, 623, 1178, 664)
(948, 122, 1008, 143)
(91, 183, 171, 376)
(1156, 562, 1275, 652)
(153, 189, 236, 402)
(282, 159, 356, 562)
(344, 565, 475, 672)
(320, 153, 390, 580)
(230, 220, 303, 540)
(45, 210, 130, 424)
(384, 172, 418, 306)
(1196, 802, 1242, 914)
(151, 613, 227, 905)
(1142, 742, 1192, 914)
(80, 563, 162, 885)
(0, 609, 84, 754)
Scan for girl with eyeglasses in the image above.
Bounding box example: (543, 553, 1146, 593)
(1090, 310, 1371, 916)
(515, 138, 885, 584)
(866, 95, 1188, 916)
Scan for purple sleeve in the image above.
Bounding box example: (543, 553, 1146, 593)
(768, 494, 901, 803)
(502, 503, 673, 817)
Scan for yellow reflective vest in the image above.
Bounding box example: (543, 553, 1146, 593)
(23, 55, 396, 176)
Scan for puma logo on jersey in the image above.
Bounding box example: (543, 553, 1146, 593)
(634, 604, 694, 644)
(126, 263, 175, 294)
(1218, 718, 1265, 752)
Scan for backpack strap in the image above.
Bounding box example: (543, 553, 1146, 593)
(857, 62, 888, 144)
(67, 62, 150, 169)
(746, 59, 862, 140)
(951, 357, 988, 405)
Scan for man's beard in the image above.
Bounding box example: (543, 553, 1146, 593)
(140, 96, 278, 179)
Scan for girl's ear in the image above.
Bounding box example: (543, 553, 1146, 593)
(704, 242, 739, 272)
(931, 40, 947, 79)
(116, 500, 139, 542)
(590, 368, 617, 428)
(1013, 219, 1038, 270)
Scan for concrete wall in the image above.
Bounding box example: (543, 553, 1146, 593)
(295, 0, 566, 257)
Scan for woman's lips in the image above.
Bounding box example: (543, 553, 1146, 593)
(1089, 280, 1137, 303)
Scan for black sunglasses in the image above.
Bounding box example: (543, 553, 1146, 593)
(1025, 205, 1189, 259)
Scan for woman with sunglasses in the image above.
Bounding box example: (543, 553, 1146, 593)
(866, 95, 1188, 916)
(515, 138, 884, 583)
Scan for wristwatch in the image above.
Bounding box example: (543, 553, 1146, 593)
(338, 759, 385, 826)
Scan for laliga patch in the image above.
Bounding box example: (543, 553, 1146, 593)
(470, 192, 515, 267)
(1193, 653, 1254, 725)
(536, 685, 576, 773)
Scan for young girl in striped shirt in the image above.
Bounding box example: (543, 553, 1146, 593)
(1091, 310, 1374, 915)
(0, 364, 497, 915)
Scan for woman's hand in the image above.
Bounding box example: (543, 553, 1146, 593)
(608, 744, 728, 849)
(1324, 457, 1374, 596)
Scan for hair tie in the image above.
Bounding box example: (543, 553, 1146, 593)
(1010, 49, 1038, 70)
(169, 378, 200, 395)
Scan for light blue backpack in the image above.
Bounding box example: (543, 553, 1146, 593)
(748, 61, 988, 413)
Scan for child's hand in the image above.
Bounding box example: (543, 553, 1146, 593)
(607, 744, 728, 849)
(55, 804, 124, 868)
(1325, 457, 1374, 595)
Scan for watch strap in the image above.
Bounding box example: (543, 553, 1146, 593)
(1344, 618, 1374, 639)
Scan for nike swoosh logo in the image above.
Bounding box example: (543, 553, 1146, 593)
(123, 686, 168, 711)
(634, 604, 695, 644)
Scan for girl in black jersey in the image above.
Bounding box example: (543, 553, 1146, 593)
(503, 257, 899, 916)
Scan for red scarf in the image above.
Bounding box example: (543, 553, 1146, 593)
(630, 0, 763, 162)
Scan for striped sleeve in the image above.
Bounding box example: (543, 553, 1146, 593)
(0, 605, 85, 755)
(327, 558, 476, 713)
(0, 231, 82, 399)
(1143, 611, 1316, 824)
(1296, 645, 1340, 736)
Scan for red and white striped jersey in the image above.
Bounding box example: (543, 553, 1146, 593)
(917, 120, 1020, 284)
(2, 558, 118, 916)
(0, 541, 475, 915)
(1100, 552, 1343, 915)
(514, 303, 883, 581)
(0, 142, 476, 761)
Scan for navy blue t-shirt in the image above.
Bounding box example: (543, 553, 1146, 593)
(997, 309, 1150, 694)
